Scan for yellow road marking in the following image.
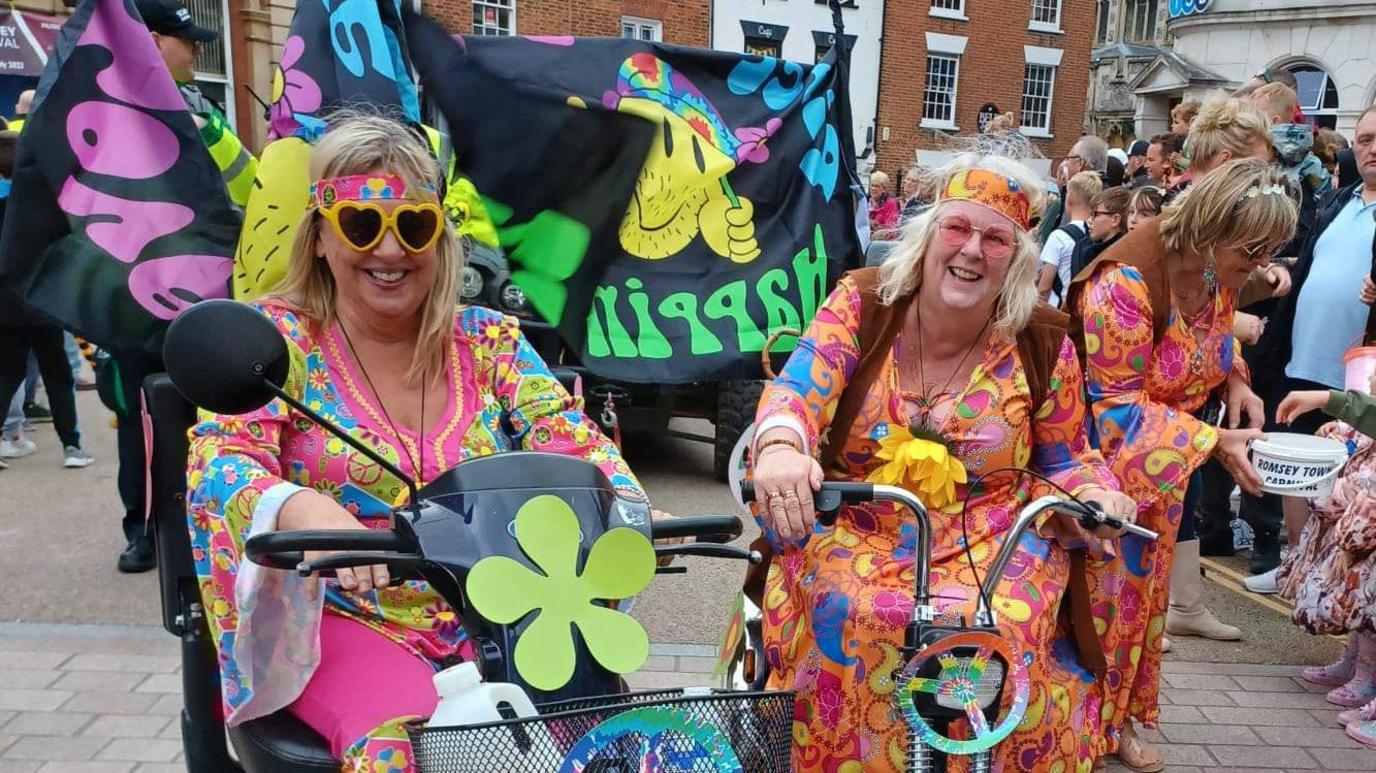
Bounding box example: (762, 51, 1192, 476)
(1199, 557, 1297, 617)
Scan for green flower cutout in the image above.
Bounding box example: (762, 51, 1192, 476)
(466, 494, 655, 691)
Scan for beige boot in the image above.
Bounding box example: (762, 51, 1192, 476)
(1166, 539, 1242, 640)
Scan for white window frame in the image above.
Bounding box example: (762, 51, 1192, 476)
(929, 0, 967, 21)
(921, 54, 961, 130)
(473, 0, 516, 37)
(621, 15, 662, 42)
(1019, 59, 1058, 138)
(1029, 0, 1063, 33)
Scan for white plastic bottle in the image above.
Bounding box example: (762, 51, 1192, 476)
(427, 662, 557, 767)
(428, 662, 540, 727)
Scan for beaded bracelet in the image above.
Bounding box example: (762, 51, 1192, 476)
(756, 437, 804, 457)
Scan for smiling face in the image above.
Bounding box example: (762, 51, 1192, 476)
(920, 200, 1018, 316)
(614, 96, 736, 260)
(316, 191, 439, 331)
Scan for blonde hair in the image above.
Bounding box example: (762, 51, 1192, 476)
(870, 170, 891, 191)
(1158, 157, 1298, 256)
(1171, 100, 1200, 128)
(1066, 171, 1103, 208)
(1250, 82, 1299, 123)
(877, 152, 1045, 338)
(271, 115, 460, 385)
(1187, 96, 1273, 172)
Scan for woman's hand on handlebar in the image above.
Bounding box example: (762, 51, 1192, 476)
(278, 490, 390, 599)
(752, 439, 823, 545)
(1213, 428, 1267, 497)
(651, 509, 688, 567)
(1077, 487, 1138, 539)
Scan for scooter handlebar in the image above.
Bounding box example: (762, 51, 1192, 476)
(650, 515, 743, 544)
(739, 481, 875, 524)
(245, 529, 417, 570)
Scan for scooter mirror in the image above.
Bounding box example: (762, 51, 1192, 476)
(163, 300, 289, 414)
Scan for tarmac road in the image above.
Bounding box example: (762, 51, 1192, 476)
(0, 390, 1341, 667)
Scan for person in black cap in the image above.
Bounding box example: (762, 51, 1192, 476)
(135, 0, 217, 85)
(1125, 139, 1152, 188)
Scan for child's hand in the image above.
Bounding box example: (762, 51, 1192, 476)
(1277, 390, 1330, 424)
(1233, 312, 1265, 345)
(1361, 275, 1376, 306)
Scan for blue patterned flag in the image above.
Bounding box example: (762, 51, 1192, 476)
(234, 0, 420, 299)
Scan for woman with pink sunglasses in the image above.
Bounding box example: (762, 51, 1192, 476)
(750, 150, 1135, 771)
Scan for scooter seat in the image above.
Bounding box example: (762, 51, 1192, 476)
(228, 711, 337, 771)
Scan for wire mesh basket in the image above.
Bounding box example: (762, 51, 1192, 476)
(408, 688, 794, 772)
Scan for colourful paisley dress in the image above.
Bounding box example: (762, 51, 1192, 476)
(754, 275, 1119, 772)
(1075, 264, 1242, 748)
(186, 300, 641, 771)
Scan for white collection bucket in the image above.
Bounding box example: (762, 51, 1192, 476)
(1250, 433, 1349, 499)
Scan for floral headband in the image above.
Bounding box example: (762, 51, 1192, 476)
(937, 168, 1032, 229)
(309, 174, 439, 208)
(1240, 183, 1288, 201)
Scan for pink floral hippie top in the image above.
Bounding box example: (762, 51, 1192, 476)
(186, 300, 642, 725)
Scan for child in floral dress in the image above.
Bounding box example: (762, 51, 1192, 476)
(1275, 384, 1376, 747)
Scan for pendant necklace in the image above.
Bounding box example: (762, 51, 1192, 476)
(338, 321, 427, 486)
(1174, 289, 1213, 376)
(905, 307, 991, 429)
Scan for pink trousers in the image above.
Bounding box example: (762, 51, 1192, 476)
(287, 613, 439, 770)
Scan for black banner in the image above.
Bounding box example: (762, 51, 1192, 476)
(0, 0, 239, 355)
(414, 16, 863, 384)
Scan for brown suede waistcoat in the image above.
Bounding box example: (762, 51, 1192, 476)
(746, 267, 1107, 674)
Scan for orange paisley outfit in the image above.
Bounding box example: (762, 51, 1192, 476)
(1074, 264, 1244, 750)
(754, 275, 1119, 772)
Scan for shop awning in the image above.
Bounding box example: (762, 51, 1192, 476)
(0, 8, 65, 78)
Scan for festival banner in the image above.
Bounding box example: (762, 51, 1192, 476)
(234, 0, 419, 300)
(412, 15, 864, 384)
(0, 8, 65, 78)
(0, 0, 240, 355)
(405, 9, 655, 355)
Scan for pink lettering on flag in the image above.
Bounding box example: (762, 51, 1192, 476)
(57, 177, 194, 263)
(128, 255, 233, 319)
(75, 0, 184, 111)
(67, 101, 180, 179)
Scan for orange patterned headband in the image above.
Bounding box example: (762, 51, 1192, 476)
(937, 168, 1032, 229)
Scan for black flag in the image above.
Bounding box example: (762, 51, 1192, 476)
(0, 0, 240, 354)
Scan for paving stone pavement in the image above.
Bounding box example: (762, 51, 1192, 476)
(2, 623, 1375, 771)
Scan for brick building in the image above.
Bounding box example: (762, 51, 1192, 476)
(430, 0, 707, 44)
(873, 0, 1096, 178)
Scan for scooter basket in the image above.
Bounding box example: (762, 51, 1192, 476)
(407, 688, 794, 772)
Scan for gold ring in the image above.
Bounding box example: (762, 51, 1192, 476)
(783, 490, 799, 499)
(768, 489, 784, 499)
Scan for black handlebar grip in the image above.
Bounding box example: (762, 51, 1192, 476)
(294, 552, 421, 577)
(1075, 499, 1127, 532)
(821, 482, 875, 502)
(650, 515, 743, 544)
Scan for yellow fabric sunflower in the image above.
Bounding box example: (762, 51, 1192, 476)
(868, 425, 968, 509)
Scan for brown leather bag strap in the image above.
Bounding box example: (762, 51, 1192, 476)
(1065, 548, 1107, 674)
(1017, 305, 1071, 412)
(816, 267, 912, 477)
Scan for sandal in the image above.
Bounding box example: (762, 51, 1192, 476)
(1115, 726, 1164, 773)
